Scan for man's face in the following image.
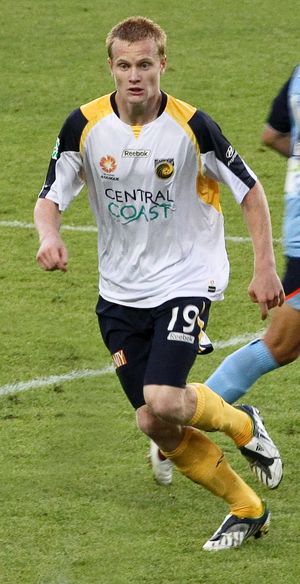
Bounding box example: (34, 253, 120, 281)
(108, 38, 166, 107)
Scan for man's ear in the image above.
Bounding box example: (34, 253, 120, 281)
(108, 57, 113, 76)
(160, 56, 167, 74)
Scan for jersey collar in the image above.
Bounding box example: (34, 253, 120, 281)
(110, 91, 167, 120)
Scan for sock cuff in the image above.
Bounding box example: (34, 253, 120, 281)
(162, 426, 194, 459)
(251, 338, 279, 370)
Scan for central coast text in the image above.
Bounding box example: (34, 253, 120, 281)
(105, 188, 175, 224)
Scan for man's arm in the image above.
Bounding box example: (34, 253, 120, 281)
(261, 124, 291, 158)
(261, 75, 291, 158)
(241, 180, 285, 319)
(34, 198, 68, 272)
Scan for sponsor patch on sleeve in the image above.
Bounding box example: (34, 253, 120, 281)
(112, 349, 127, 368)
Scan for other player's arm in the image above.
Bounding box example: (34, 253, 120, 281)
(34, 198, 68, 272)
(241, 180, 285, 319)
(261, 124, 290, 158)
(261, 76, 291, 158)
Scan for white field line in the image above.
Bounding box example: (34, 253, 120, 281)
(214, 330, 263, 349)
(0, 220, 283, 244)
(0, 220, 97, 233)
(0, 366, 114, 397)
(0, 330, 264, 398)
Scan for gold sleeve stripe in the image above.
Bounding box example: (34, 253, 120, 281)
(79, 94, 113, 153)
(166, 94, 221, 214)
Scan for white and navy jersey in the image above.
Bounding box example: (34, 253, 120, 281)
(266, 65, 300, 258)
(39, 91, 257, 308)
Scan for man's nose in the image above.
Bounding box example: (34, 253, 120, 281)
(129, 67, 141, 82)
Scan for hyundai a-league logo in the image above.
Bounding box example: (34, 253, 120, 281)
(100, 155, 117, 174)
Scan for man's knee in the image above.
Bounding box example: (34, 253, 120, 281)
(136, 404, 160, 437)
(143, 384, 178, 419)
(276, 346, 300, 365)
(265, 305, 300, 365)
(136, 404, 183, 449)
(265, 335, 300, 365)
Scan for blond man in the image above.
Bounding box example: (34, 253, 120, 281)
(35, 17, 284, 551)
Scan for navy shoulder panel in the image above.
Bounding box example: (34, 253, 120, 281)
(188, 110, 238, 167)
(39, 108, 88, 198)
(58, 108, 88, 153)
(188, 110, 256, 189)
(188, 110, 225, 155)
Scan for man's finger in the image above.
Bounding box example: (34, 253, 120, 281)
(259, 302, 268, 320)
(57, 247, 68, 272)
(248, 288, 258, 303)
(279, 290, 285, 306)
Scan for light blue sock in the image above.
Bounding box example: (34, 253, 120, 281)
(205, 339, 279, 404)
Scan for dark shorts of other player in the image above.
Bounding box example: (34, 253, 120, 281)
(282, 256, 300, 297)
(96, 296, 211, 409)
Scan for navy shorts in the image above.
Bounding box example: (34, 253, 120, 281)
(282, 256, 300, 309)
(96, 296, 211, 409)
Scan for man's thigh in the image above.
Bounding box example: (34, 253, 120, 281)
(96, 297, 153, 409)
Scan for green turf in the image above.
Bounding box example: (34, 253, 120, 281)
(1, 1, 300, 582)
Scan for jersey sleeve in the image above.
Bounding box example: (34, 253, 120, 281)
(189, 110, 257, 204)
(38, 108, 88, 211)
(265, 78, 291, 134)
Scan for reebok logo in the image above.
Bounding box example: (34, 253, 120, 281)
(167, 332, 194, 344)
(122, 149, 151, 157)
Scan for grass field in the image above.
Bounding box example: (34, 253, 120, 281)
(1, 1, 300, 582)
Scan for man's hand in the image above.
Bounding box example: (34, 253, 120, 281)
(241, 182, 285, 319)
(36, 233, 68, 272)
(34, 198, 68, 272)
(248, 269, 285, 320)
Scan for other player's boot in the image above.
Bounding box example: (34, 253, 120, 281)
(237, 405, 283, 489)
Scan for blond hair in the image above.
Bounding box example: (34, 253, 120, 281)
(106, 16, 167, 58)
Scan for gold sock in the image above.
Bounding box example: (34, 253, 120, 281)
(163, 427, 263, 518)
(188, 382, 253, 446)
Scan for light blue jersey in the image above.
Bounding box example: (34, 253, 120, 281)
(284, 64, 300, 257)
